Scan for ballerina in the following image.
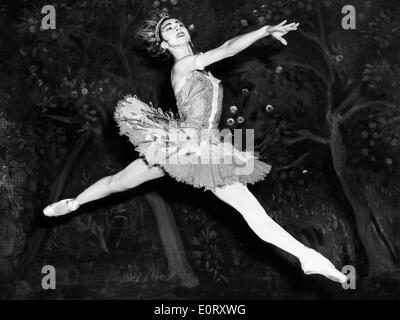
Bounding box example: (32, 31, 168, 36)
(43, 8, 347, 284)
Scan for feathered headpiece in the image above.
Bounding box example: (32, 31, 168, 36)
(135, 7, 172, 58)
(154, 9, 171, 42)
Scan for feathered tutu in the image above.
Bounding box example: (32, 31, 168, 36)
(114, 94, 272, 192)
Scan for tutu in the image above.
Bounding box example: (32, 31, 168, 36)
(114, 69, 272, 191)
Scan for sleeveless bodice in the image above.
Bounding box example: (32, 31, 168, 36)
(114, 68, 272, 192)
(175, 70, 223, 129)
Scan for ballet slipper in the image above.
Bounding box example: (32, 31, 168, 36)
(43, 198, 81, 217)
(299, 248, 347, 283)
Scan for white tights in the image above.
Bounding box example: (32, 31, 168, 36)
(212, 183, 307, 259)
(74, 158, 307, 260)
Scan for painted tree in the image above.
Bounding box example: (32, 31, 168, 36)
(8, 0, 198, 287)
(220, 0, 400, 276)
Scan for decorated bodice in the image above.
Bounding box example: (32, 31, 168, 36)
(175, 70, 223, 130)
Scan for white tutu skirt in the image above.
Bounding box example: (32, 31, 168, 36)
(114, 95, 272, 191)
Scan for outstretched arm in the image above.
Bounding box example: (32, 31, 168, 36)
(174, 20, 299, 75)
(223, 19, 299, 57)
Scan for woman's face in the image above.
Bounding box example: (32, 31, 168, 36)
(159, 18, 190, 48)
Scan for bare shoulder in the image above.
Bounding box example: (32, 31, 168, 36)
(171, 55, 199, 92)
(172, 54, 198, 76)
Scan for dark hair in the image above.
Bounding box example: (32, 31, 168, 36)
(134, 7, 174, 59)
(135, 7, 200, 61)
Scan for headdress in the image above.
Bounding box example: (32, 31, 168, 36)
(154, 10, 171, 43)
(134, 7, 173, 58)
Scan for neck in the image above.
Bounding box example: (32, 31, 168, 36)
(171, 43, 194, 63)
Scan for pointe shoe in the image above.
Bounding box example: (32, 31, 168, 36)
(43, 198, 81, 217)
(299, 248, 347, 284)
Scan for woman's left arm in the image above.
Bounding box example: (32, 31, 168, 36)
(174, 20, 299, 75)
(226, 20, 299, 54)
(193, 20, 299, 70)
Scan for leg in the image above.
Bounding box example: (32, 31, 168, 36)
(212, 182, 307, 257)
(211, 182, 347, 283)
(76, 158, 164, 205)
(43, 158, 164, 216)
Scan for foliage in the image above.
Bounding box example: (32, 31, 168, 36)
(119, 260, 166, 284)
(73, 204, 128, 253)
(0, 114, 38, 270)
(185, 208, 247, 282)
(1, 0, 400, 297)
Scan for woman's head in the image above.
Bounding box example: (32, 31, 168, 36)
(135, 8, 192, 59)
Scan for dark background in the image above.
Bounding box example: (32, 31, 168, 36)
(0, 0, 399, 299)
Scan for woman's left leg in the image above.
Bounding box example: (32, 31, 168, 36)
(211, 182, 347, 283)
(212, 182, 307, 257)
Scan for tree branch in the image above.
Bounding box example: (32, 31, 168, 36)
(314, 0, 326, 46)
(255, 120, 287, 152)
(297, 30, 334, 84)
(297, 30, 331, 61)
(289, 61, 329, 87)
(276, 152, 310, 170)
(339, 100, 397, 123)
(326, 80, 334, 125)
(332, 82, 362, 118)
(282, 129, 328, 145)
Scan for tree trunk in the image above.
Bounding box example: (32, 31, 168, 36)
(144, 191, 199, 288)
(16, 132, 93, 278)
(329, 120, 396, 276)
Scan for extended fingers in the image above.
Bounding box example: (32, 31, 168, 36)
(277, 23, 299, 33)
(276, 20, 299, 27)
(282, 22, 300, 30)
(271, 22, 299, 34)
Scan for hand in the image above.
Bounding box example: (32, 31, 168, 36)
(265, 20, 300, 45)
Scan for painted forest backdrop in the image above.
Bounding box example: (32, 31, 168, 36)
(0, 0, 400, 299)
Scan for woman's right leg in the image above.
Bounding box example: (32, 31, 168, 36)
(43, 158, 164, 216)
(76, 158, 164, 205)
